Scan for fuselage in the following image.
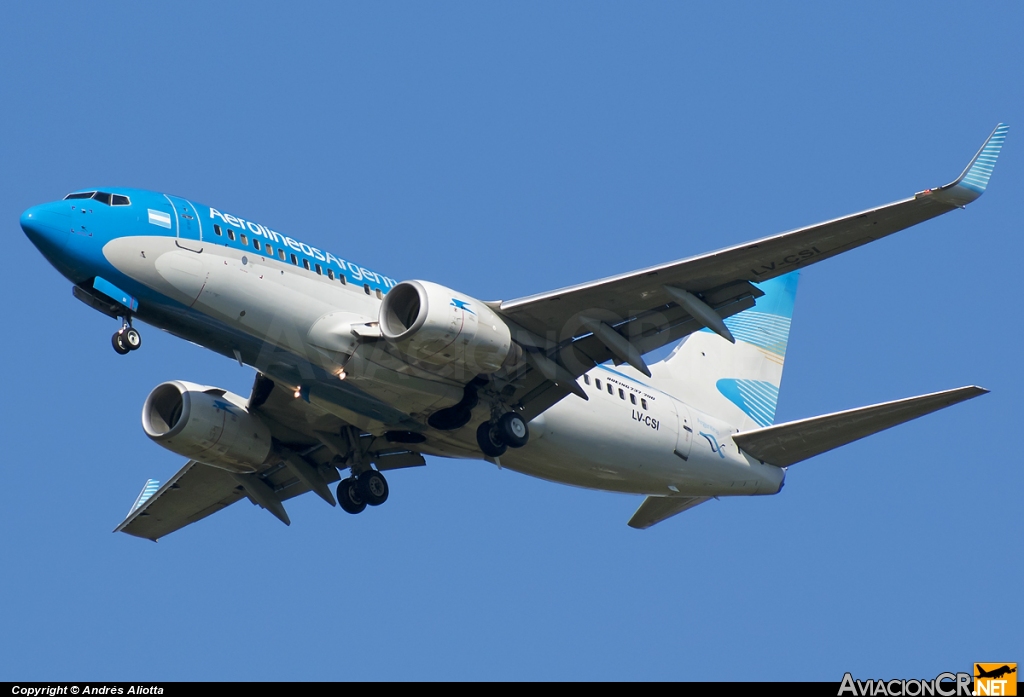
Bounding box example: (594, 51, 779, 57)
(21, 187, 785, 498)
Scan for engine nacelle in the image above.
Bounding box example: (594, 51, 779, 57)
(142, 381, 272, 473)
(379, 280, 515, 374)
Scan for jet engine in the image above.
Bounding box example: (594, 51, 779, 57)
(379, 280, 516, 374)
(141, 380, 272, 473)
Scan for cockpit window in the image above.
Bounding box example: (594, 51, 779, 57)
(111, 194, 130, 206)
(92, 192, 112, 205)
(64, 192, 96, 200)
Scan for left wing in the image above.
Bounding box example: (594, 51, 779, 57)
(117, 373, 426, 540)
(495, 125, 1007, 419)
(116, 461, 247, 541)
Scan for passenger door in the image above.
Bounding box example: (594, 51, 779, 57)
(165, 195, 203, 252)
(674, 400, 693, 461)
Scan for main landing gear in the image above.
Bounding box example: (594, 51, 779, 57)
(112, 318, 142, 355)
(476, 412, 529, 458)
(337, 469, 390, 515)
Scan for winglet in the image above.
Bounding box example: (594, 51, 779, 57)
(929, 123, 1008, 206)
(127, 478, 160, 517)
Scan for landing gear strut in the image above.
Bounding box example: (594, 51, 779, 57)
(112, 317, 141, 355)
(476, 412, 529, 457)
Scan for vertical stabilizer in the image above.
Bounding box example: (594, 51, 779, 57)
(651, 271, 799, 430)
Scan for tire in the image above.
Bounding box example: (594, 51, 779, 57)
(476, 421, 507, 458)
(337, 478, 367, 514)
(358, 470, 389, 506)
(124, 327, 142, 350)
(112, 331, 130, 355)
(498, 412, 529, 448)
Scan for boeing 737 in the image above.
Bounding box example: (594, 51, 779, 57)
(20, 124, 1007, 539)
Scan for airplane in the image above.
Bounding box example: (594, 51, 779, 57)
(976, 666, 1016, 680)
(19, 124, 1007, 540)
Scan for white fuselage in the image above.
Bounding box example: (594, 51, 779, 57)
(105, 235, 785, 498)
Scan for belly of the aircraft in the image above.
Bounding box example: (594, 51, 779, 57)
(500, 395, 785, 497)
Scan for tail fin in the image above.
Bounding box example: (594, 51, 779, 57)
(651, 271, 799, 430)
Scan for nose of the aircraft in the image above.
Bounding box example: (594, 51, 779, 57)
(21, 202, 71, 256)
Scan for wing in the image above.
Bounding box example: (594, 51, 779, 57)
(116, 373, 426, 540)
(496, 125, 1007, 419)
(115, 461, 246, 541)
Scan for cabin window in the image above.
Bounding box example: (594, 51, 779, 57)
(583, 374, 590, 385)
(265, 245, 273, 257)
(641, 398, 648, 410)
(64, 192, 95, 200)
(111, 195, 130, 206)
(254, 239, 261, 251)
(227, 229, 236, 241)
(278, 249, 286, 261)
(595, 379, 602, 391)
(630, 393, 636, 405)
(315, 263, 322, 275)
(339, 274, 347, 285)
(607, 384, 613, 395)
(363, 284, 371, 295)
(327, 269, 335, 280)
(302, 259, 310, 271)
(240, 233, 248, 245)
(290, 253, 298, 265)
(376, 288, 383, 299)
(619, 388, 625, 400)
(214, 224, 222, 236)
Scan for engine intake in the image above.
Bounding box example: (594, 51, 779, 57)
(379, 280, 515, 374)
(142, 380, 272, 473)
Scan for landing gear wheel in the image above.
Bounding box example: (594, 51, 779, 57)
(498, 412, 529, 448)
(476, 421, 507, 458)
(124, 327, 142, 351)
(112, 331, 130, 355)
(358, 470, 389, 506)
(337, 478, 367, 514)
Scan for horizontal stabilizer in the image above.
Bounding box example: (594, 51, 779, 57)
(732, 386, 988, 467)
(628, 495, 711, 529)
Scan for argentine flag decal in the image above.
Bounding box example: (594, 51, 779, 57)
(148, 209, 172, 229)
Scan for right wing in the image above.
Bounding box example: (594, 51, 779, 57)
(495, 125, 1008, 420)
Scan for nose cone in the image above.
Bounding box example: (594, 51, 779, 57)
(21, 202, 71, 258)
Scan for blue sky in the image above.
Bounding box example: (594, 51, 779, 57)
(1, 2, 1020, 681)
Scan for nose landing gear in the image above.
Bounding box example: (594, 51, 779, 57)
(112, 319, 142, 355)
(476, 412, 530, 458)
